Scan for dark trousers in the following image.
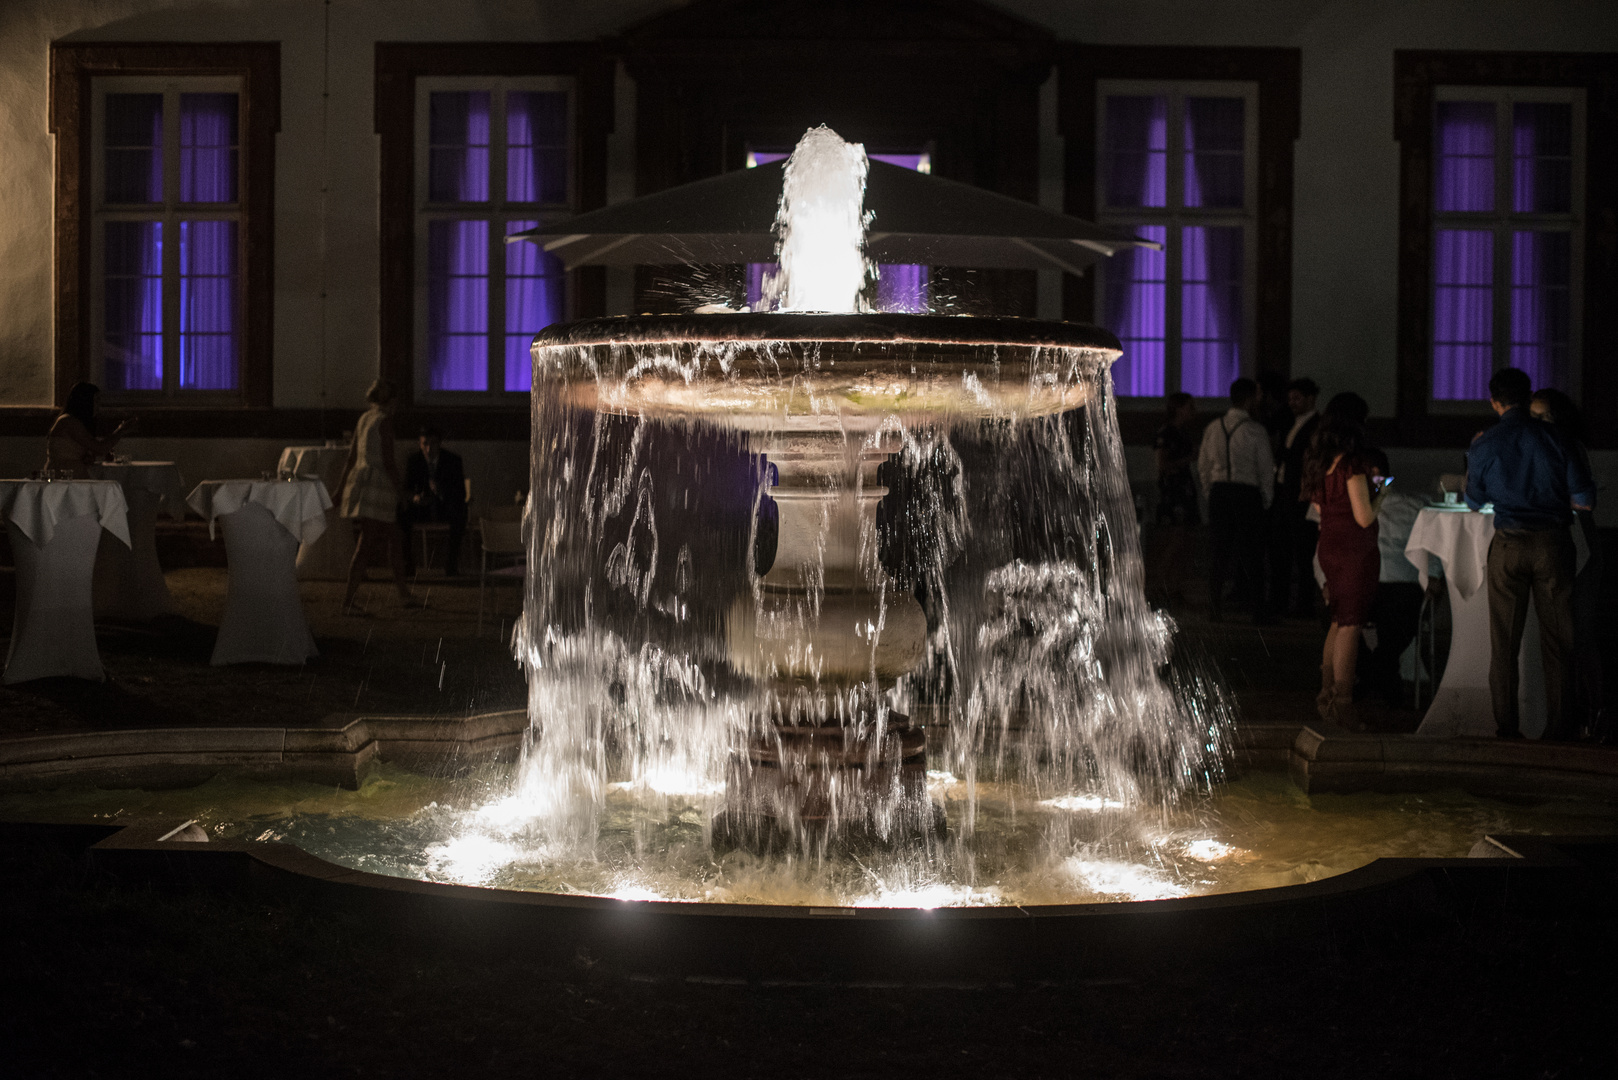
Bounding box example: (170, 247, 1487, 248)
(398, 500, 467, 575)
(1208, 482, 1267, 618)
(1359, 581, 1425, 704)
(1487, 528, 1576, 737)
(1268, 491, 1319, 614)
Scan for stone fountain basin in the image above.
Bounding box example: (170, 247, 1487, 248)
(532, 313, 1122, 426)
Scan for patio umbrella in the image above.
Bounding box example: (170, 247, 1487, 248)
(507, 159, 1159, 276)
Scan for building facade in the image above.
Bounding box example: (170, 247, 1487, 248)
(0, 0, 1613, 516)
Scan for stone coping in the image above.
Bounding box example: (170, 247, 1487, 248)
(0, 816, 1601, 982)
(0, 710, 528, 790)
(1289, 725, 1618, 797)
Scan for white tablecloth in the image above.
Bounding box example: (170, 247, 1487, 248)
(187, 480, 330, 666)
(88, 462, 185, 620)
(276, 445, 353, 580)
(186, 479, 332, 546)
(1, 480, 129, 683)
(1405, 508, 1589, 739)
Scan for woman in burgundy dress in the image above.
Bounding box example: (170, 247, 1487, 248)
(1302, 394, 1380, 730)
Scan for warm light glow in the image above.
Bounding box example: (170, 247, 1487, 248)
(853, 882, 997, 909)
(1041, 795, 1127, 812)
(425, 833, 523, 885)
(1064, 859, 1189, 901)
(607, 769, 724, 798)
(606, 884, 664, 903)
(1183, 839, 1238, 861)
(771, 126, 870, 313)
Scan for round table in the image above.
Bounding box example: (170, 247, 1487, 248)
(0, 480, 130, 683)
(187, 479, 332, 666)
(1405, 507, 1589, 739)
(277, 445, 352, 581)
(87, 461, 186, 620)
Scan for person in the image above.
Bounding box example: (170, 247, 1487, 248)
(1529, 387, 1605, 740)
(1146, 393, 1200, 606)
(1466, 368, 1595, 740)
(1197, 377, 1275, 623)
(398, 426, 468, 578)
(334, 379, 418, 612)
(1355, 448, 1435, 708)
(1303, 392, 1379, 729)
(43, 382, 136, 478)
(1270, 377, 1322, 617)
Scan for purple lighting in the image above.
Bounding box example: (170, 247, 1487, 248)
(1180, 226, 1242, 397)
(1183, 98, 1244, 210)
(103, 221, 163, 391)
(1435, 101, 1495, 213)
(179, 93, 238, 203)
(1432, 229, 1493, 400)
(178, 220, 239, 389)
(505, 220, 565, 392)
(1511, 230, 1571, 390)
(1103, 224, 1167, 397)
(1104, 96, 1167, 209)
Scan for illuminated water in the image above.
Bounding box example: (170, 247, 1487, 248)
(6, 765, 1616, 906)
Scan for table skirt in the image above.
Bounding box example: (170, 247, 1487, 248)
(212, 502, 319, 666)
(5, 515, 107, 684)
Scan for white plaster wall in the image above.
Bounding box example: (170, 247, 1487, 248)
(0, 0, 669, 411)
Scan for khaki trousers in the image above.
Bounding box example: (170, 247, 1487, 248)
(1486, 527, 1576, 737)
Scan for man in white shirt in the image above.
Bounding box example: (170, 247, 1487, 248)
(1198, 377, 1276, 623)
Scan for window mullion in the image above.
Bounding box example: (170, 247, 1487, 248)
(165, 86, 181, 396)
(490, 217, 505, 393)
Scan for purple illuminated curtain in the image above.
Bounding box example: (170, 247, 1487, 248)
(507, 91, 569, 204)
(429, 92, 490, 202)
(178, 221, 239, 389)
(504, 220, 565, 392)
(1435, 102, 1495, 212)
(1103, 224, 1167, 396)
(428, 220, 489, 391)
(1514, 103, 1573, 213)
(1511, 230, 1571, 389)
(1183, 98, 1243, 209)
(427, 92, 492, 390)
(1181, 226, 1243, 397)
(1432, 229, 1494, 400)
(103, 222, 163, 390)
(104, 93, 162, 203)
(180, 93, 238, 203)
(1104, 96, 1167, 209)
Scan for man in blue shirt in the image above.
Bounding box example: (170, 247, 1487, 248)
(1466, 367, 1597, 739)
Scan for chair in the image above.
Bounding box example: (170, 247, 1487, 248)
(477, 507, 525, 633)
(411, 477, 473, 574)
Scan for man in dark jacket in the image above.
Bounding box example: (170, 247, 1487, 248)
(1466, 367, 1596, 739)
(398, 426, 468, 577)
(1269, 377, 1321, 616)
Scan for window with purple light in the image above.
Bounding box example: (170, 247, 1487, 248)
(504, 220, 565, 392)
(1098, 85, 1254, 398)
(1430, 92, 1579, 399)
(96, 84, 242, 395)
(420, 82, 573, 394)
(1103, 224, 1166, 396)
(744, 148, 930, 312)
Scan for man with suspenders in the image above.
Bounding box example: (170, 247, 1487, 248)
(1197, 377, 1277, 624)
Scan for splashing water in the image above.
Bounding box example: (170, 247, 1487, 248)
(760, 126, 873, 313)
(491, 123, 1237, 900)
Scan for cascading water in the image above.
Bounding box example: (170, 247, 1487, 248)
(472, 126, 1236, 902)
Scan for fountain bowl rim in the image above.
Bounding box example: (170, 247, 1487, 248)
(532, 312, 1122, 354)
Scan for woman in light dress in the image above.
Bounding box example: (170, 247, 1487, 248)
(44, 382, 136, 478)
(334, 379, 417, 612)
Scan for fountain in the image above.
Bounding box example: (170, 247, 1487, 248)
(508, 125, 1230, 873)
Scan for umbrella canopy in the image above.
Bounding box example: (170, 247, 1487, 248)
(507, 159, 1159, 276)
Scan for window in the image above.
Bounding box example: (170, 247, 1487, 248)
(1430, 88, 1583, 400)
(1095, 82, 1257, 399)
(416, 79, 573, 396)
(93, 79, 244, 396)
(743, 149, 932, 313)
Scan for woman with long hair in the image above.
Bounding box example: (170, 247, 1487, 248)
(44, 382, 136, 478)
(1302, 392, 1379, 729)
(1531, 388, 1604, 739)
(334, 379, 417, 612)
